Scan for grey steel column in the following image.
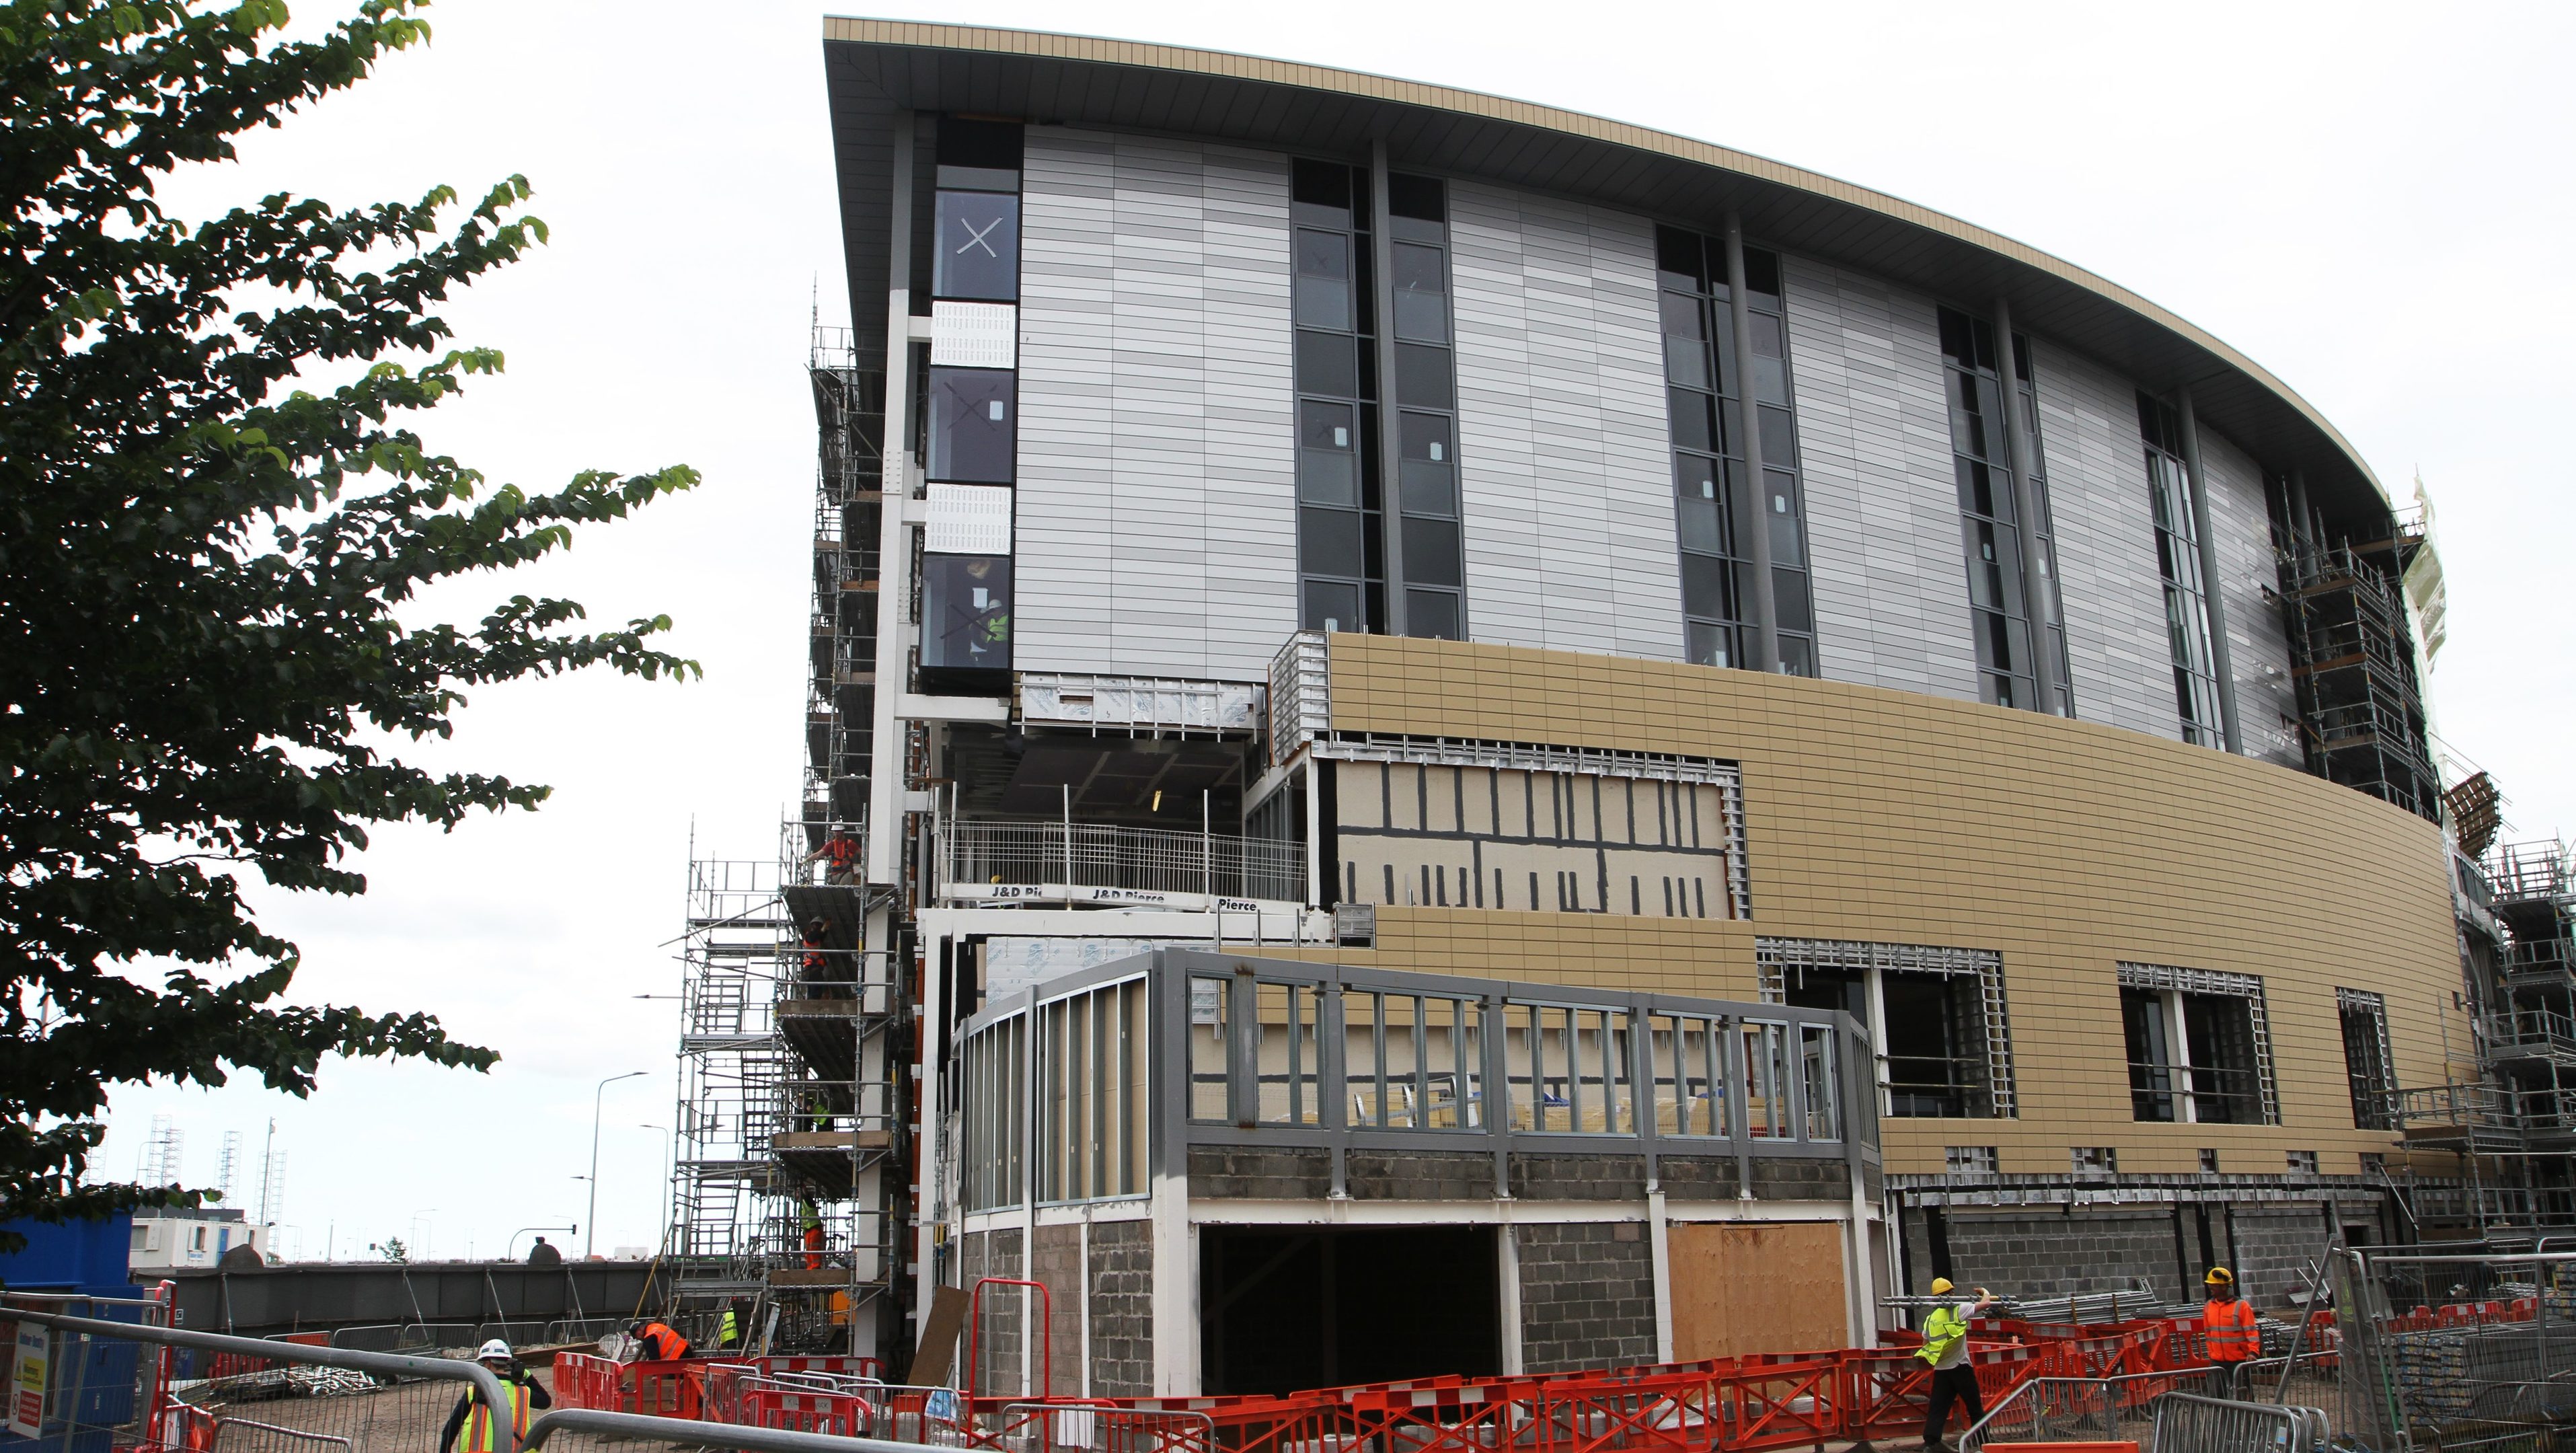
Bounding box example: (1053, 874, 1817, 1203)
(2175, 388, 2243, 754)
(1723, 215, 1780, 673)
(2287, 467, 2315, 570)
(867, 111, 917, 884)
(1990, 297, 2063, 714)
(1368, 139, 1408, 637)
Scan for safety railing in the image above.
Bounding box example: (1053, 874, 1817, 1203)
(991, 1403, 1218, 1453)
(2, 1304, 519, 1453)
(940, 818, 1305, 906)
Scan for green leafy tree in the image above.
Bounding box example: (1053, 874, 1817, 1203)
(1, 0, 699, 1249)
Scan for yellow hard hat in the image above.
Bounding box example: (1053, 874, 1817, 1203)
(1930, 1276, 1955, 1295)
(2206, 1267, 2234, 1285)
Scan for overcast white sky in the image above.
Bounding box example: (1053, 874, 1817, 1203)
(93, 0, 2576, 1263)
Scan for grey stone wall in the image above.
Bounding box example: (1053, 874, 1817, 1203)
(1086, 1219, 1155, 1398)
(1186, 1146, 1330, 1199)
(959, 1226, 1026, 1394)
(1655, 1156, 1738, 1200)
(2225, 1204, 2341, 1310)
(1907, 1207, 2193, 1302)
(1510, 1154, 1649, 1200)
(1516, 1222, 1657, 1372)
(1030, 1223, 1083, 1396)
(1347, 1149, 1495, 1200)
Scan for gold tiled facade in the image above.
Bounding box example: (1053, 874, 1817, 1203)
(1305, 634, 2457, 1179)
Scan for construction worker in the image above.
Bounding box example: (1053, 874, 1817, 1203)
(439, 1340, 551, 1453)
(628, 1317, 690, 1363)
(800, 1199, 827, 1271)
(1916, 1277, 1998, 1452)
(805, 831, 859, 885)
(2202, 1267, 2260, 1396)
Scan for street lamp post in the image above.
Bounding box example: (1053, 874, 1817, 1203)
(586, 1070, 647, 1258)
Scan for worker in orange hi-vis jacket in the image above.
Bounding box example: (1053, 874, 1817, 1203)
(2202, 1267, 2261, 1396)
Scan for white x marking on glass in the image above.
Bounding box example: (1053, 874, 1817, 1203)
(954, 216, 1003, 258)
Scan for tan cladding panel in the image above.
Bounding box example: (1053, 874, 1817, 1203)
(1318, 635, 2462, 1177)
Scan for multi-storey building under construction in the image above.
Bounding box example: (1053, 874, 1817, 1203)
(660, 18, 2540, 1391)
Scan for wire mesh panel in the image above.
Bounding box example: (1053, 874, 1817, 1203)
(2335, 1248, 2576, 1453)
(2148, 1392, 2328, 1453)
(1957, 1369, 2222, 1452)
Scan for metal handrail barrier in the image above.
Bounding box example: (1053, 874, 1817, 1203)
(2146, 1390, 2327, 1453)
(1955, 1367, 2221, 1452)
(3, 1304, 521, 1453)
(520, 1407, 941, 1453)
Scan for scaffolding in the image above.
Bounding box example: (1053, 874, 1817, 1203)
(2394, 839, 2576, 1240)
(660, 324, 911, 1356)
(2282, 544, 2440, 822)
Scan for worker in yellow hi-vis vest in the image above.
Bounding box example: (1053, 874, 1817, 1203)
(440, 1341, 551, 1453)
(1915, 1277, 1998, 1452)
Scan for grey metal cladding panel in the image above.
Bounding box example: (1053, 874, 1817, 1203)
(1449, 180, 1682, 663)
(1780, 257, 1981, 702)
(2195, 425, 2302, 767)
(1015, 127, 1297, 682)
(2029, 338, 2183, 744)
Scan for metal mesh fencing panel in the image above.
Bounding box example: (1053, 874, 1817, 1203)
(2334, 1248, 2576, 1453)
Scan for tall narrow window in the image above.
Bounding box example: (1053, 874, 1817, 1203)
(1386, 174, 1464, 638)
(2010, 338, 2074, 714)
(1290, 160, 1382, 635)
(2138, 393, 2223, 745)
(1657, 232, 1812, 673)
(1744, 248, 1817, 676)
(2338, 988, 2396, 1130)
(1938, 307, 2063, 710)
(919, 119, 1022, 693)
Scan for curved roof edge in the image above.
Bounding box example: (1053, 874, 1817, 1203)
(821, 15, 2391, 519)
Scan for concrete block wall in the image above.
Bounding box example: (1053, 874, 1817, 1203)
(958, 1226, 1025, 1395)
(1016, 127, 1298, 682)
(1086, 1220, 1156, 1397)
(1447, 182, 1678, 662)
(1515, 1222, 1658, 1372)
(1910, 1208, 2198, 1303)
(2224, 1203, 2343, 1310)
(1030, 1223, 1083, 1396)
(1780, 257, 1982, 702)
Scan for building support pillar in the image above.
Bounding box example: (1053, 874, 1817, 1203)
(1497, 1206, 1525, 1375)
(1990, 296, 2062, 714)
(1367, 139, 1409, 638)
(1648, 1187, 1674, 1363)
(869, 111, 919, 882)
(1723, 214, 1781, 673)
(2175, 387, 2243, 753)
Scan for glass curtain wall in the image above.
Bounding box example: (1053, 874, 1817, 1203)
(1937, 307, 2066, 710)
(1386, 174, 1465, 638)
(2137, 394, 2224, 745)
(920, 119, 1022, 692)
(1656, 227, 1748, 669)
(1743, 250, 1817, 676)
(2010, 338, 2073, 714)
(1290, 160, 1384, 635)
(1656, 231, 1813, 673)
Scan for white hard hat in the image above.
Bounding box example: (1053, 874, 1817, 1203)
(478, 1339, 513, 1361)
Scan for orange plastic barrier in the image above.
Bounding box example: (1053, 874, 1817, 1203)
(550, 1351, 704, 1418)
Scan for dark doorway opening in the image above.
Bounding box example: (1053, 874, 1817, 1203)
(1200, 1225, 1500, 1394)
